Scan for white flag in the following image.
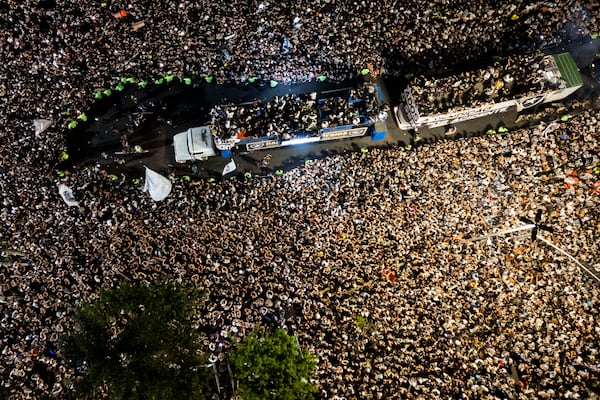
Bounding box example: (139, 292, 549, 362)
(33, 119, 53, 136)
(222, 159, 237, 176)
(57, 184, 80, 207)
(143, 167, 172, 201)
(281, 36, 293, 54)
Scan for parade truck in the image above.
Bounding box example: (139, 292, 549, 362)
(394, 52, 583, 129)
(212, 82, 388, 154)
(173, 82, 388, 161)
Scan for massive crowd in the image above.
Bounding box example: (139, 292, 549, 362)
(411, 54, 565, 115)
(210, 93, 321, 140)
(319, 85, 386, 128)
(210, 84, 385, 141)
(1, 0, 600, 399)
(3, 111, 600, 398)
(2, 0, 598, 135)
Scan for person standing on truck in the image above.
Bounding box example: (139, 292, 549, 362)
(258, 154, 272, 168)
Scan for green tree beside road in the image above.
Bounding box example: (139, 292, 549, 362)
(61, 282, 212, 400)
(229, 327, 317, 400)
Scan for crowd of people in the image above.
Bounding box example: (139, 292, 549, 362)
(1, 0, 600, 398)
(2, 0, 598, 136)
(320, 85, 386, 129)
(411, 54, 566, 115)
(3, 110, 600, 398)
(210, 93, 320, 140)
(209, 84, 385, 141)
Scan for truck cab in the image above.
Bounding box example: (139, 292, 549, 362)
(173, 126, 217, 162)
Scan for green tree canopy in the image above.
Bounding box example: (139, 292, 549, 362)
(230, 327, 317, 400)
(61, 281, 212, 400)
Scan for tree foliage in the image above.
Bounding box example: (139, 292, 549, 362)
(230, 327, 317, 400)
(61, 282, 212, 400)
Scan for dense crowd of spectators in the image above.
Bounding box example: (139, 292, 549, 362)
(209, 84, 385, 141)
(3, 112, 600, 398)
(411, 54, 560, 114)
(2, 0, 597, 135)
(320, 85, 386, 128)
(1, 0, 600, 398)
(210, 93, 320, 140)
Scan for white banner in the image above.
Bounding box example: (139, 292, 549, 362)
(246, 139, 280, 151)
(222, 159, 237, 176)
(321, 126, 368, 140)
(143, 167, 172, 201)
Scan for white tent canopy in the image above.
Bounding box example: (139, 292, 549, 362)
(143, 167, 172, 201)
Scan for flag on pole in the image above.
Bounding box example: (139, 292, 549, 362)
(143, 167, 172, 201)
(222, 159, 237, 176)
